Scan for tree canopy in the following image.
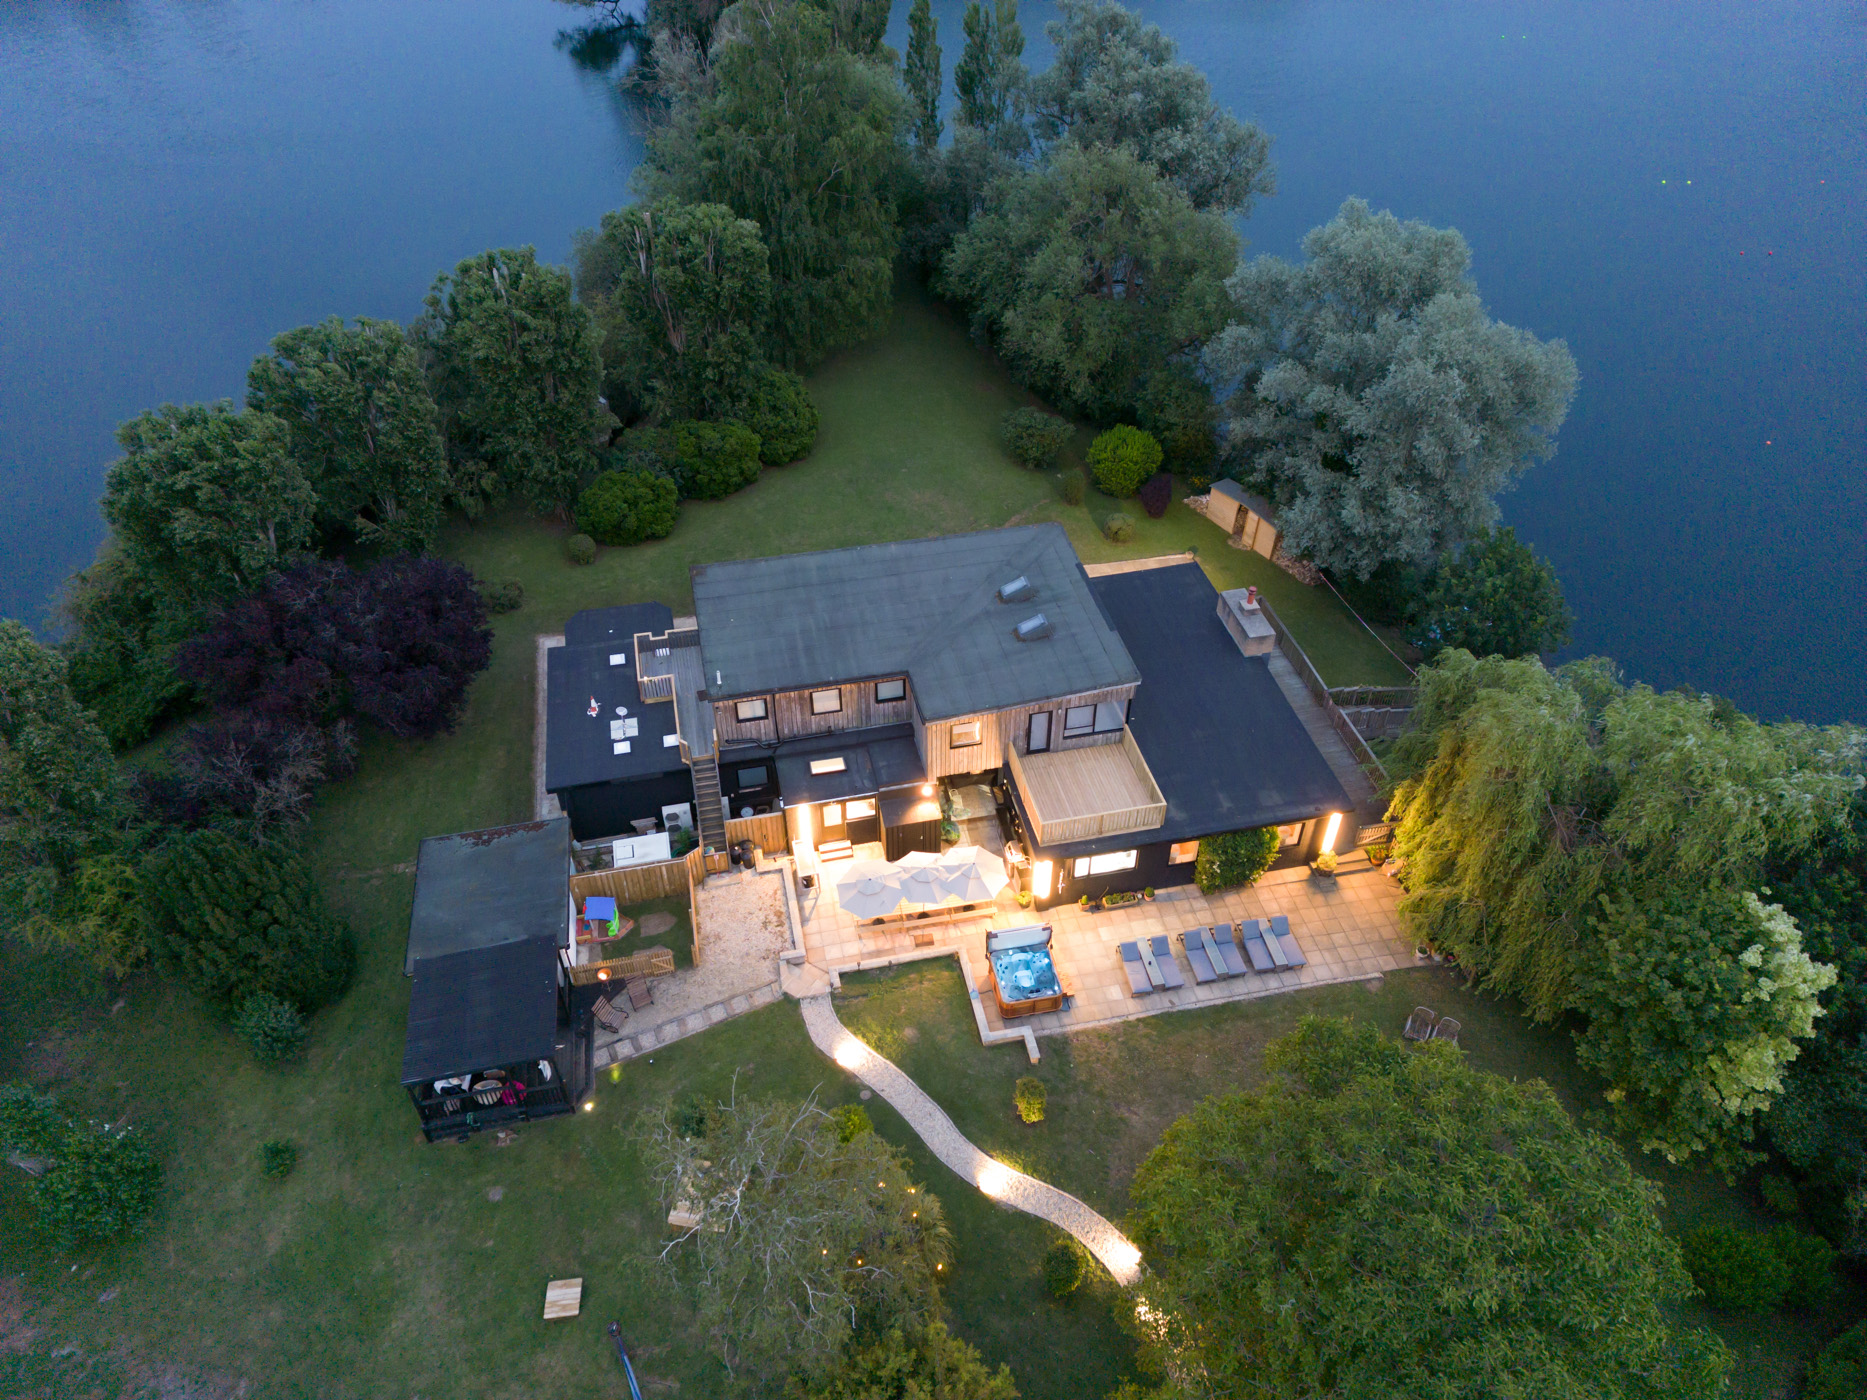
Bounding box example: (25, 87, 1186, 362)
(953, 0, 1028, 146)
(903, 0, 943, 153)
(1206, 198, 1578, 577)
(1030, 0, 1273, 216)
(57, 548, 197, 749)
(1408, 525, 1573, 659)
(246, 316, 449, 552)
(642, 0, 908, 370)
(795, 1322, 1018, 1399)
(1125, 1017, 1732, 1400)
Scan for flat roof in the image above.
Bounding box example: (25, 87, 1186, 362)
(691, 525, 1139, 720)
(404, 819, 570, 975)
(400, 938, 561, 1084)
(759, 723, 927, 805)
(1041, 564, 1351, 855)
(547, 611, 686, 793)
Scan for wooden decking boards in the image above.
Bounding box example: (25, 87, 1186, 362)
(1010, 730, 1167, 845)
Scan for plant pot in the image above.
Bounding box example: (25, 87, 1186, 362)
(1309, 867, 1337, 884)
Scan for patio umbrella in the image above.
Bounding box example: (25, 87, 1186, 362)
(833, 860, 907, 919)
(897, 861, 950, 910)
(935, 845, 1011, 903)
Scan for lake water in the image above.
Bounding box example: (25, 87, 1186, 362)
(2, 1, 1861, 722)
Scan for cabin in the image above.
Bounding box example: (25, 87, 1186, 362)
(400, 818, 589, 1142)
(1205, 480, 1281, 559)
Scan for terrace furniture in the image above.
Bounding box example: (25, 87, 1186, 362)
(1120, 941, 1153, 996)
(1149, 935, 1187, 990)
(1212, 923, 1250, 977)
(1429, 1017, 1461, 1047)
(1268, 915, 1307, 969)
(593, 995, 628, 1033)
(1199, 925, 1241, 978)
(1135, 937, 1166, 988)
(624, 977, 654, 1011)
(1181, 929, 1219, 984)
(1236, 919, 1277, 973)
(1403, 1006, 1438, 1041)
(1259, 915, 1292, 969)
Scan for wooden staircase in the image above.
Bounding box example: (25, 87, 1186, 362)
(691, 754, 728, 853)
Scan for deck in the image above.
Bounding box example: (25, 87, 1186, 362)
(1006, 729, 1167, 846)
(635, 627, 712, 759)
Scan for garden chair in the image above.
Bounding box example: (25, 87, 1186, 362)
(593, 995, 628, 1033)
(1268, 915, 1307, 969)
(1236, 919, 1276, 973)
(1119, 941, 1153, 996)
(1180, 929, 1219, 984)
(624, 977, 654, 1011)
(1429, 1017, 1461, 1047)
(1403, 1006, 1438, 1041)
(1148, 935, 1186, 990)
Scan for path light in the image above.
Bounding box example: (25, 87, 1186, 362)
(976, 1160, 1014, 1198)
(1106, 1239, 1143, 1284)
(832, 1036, 866, 1071)
(1321, 812, 1343, 854)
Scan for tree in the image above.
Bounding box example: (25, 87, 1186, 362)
(903, 0, 943, 153)
(670, 419, 763, 499)
(1192, 827, 1277, 893)
(639, 1092, 952, 1388)
(171, 713, 357, 840)
(144, 828, 354, 1014)
(953, 0, 1028, 147)
(1030, 0, 1274, 216)
(573, 200, 773, 419)
(246, 316, 449, 552)
(795, 1323, 1018, 1399)
(734, 365, 819, 464)
(1126, 1018, 1732, 1400)
(1000, 407, 1073, 469)
(102, 402, 315, 604)
(0, 621, 131, 959)
(575, 466, 680, 545)
(414, 246, 604, 515)
(1206, 198, 1578, 577)
(942, 144, 1238, 423)
(1087, 424, 1162, 497)
(800, 0, 893, 59)
(642, 1, 909, 369)
(0, 1086, 162, 1250)
(57, 548, 197, 749)
(1408, 525, 1572, 659)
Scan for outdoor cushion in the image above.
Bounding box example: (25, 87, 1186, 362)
(1268, 915, 1307, 969)
(1237, 919, 1276, 973)
(1149, 935, 1186, 989)
(1119, 941, 1152, 996)
(1213, 923, 1250, 977)
(1181, 931, 1218, 984)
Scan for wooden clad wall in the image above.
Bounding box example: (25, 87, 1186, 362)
(916, 683, 1139, 780)
(712, 675, 913, 746)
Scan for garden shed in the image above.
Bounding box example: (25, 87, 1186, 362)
(1206, 481, 1281, 559)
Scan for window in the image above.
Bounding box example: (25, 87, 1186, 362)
(1071, 849, 1139, 877)
(1277, 822, 1304, 848)
(846, 798, 877, 820)
(1027, 711, 1051, 753)
(1169, 841, 1199, 865)
(822, 803, 844, 827)
(950, 720, 983, 748)
(810, 688, 842, 715)
(808, 756, 847, 775)
(735, 698, 768, 723)
(1062, 705, 1095, 737)
(874, 678, 906, 703)
(1093, 701, 1126, 734)
(737, 765, 769, 789)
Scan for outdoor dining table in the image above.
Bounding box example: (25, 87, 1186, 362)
(1135, 937, 1168, 989)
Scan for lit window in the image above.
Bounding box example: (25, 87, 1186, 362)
(822, 803, 844, 827)
(1062, 705, 1095, 737)
(950, 720, 983, 748)
(811, 688, 842, 715)
(875, 678, 906, 703)
(735, 698, 768, 723)
(808, 756, 847, 775)
(1072, 850, 1138, 877)
(1093, 701, 1126, 733)
(1169, 841, 1199, 865)
(1277, 822, 1304, 848)
(846, 798, 877, 819)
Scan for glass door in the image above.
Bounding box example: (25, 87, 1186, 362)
(1028, 711, 1051, 753)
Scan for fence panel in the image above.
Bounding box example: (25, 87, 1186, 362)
(567, 946, 678, 986)
(726, 811, 789, 855)
(570, 859, 689, 905)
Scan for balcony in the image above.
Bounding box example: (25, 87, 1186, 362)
(1007, 728, 1167, 847)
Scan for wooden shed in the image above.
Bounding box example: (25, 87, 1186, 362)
(1206, 481, 1281, 559)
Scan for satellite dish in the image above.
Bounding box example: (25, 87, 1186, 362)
(614, 705, 628, 716)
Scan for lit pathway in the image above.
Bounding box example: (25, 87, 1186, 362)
(797, 992, 1143, 1286)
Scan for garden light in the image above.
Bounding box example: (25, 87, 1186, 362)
(1321, 812, 1342, 853)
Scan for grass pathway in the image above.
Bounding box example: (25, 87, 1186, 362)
(797, 992, 1144, 1286)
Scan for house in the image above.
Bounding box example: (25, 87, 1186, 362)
(399, 818, 588, 1142)
(545, 603, 696, 843)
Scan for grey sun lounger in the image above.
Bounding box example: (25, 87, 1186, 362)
(1149, 935, 1186, 989)
(1181, 930, 1219, 983)
(1236, 919, 1276, 973)
(1120, 941, 1153, 996)
(1213, 923, 1250, 977)
(1268, 915, 1306, 969)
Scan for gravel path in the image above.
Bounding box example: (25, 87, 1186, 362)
(798, 993, 1143, 1286)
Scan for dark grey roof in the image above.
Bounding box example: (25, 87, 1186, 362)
(400, 939, 561, 1084)
(760, 724, 927, 804)
(547, 609, 685, 793)
(1038, 565, 1352, 856)
(1212, 479, 1276, 521)
(691, 525, 1139, 720)
(404, 819, 570, 975)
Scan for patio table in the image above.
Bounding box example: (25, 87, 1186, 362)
(1135, 937, 1168, 989)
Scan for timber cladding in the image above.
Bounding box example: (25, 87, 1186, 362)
(915, 683, 1139, 779)
(725, 811, 789, 855)
(711, 675, 914, 746)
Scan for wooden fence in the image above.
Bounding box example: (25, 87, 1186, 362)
(725, 811, 789, 856)
(571, 859, 690, 904)
(567, 946, 677, 987)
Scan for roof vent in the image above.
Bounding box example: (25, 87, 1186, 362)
(1014, 613, 1052, 642)
(997, 575, 1035, 603)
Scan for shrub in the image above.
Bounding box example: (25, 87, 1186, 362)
(36, 1121, 163, 1249)
(1042, 1237, 1086, 1297)
(0, 1085, 69, 1159)
(478, 578, 524, 614)
(736, 365, 819, 464)
(1103, 512, 1135, 544)
(1768, 1225, 1835, 1310)
(261, 1139, 299, 1180)
(566, 532, 597, 565)
(1060, 471, 1085, 506)
(671, 419, 762, 500)
(575, 467, 680, 546)
(1807, 1321, 1867, 1400)
(671, 1091, 711, 1138)
(1088, 425, 1163, 497)
(832, 1103, 874, 1142)
(1759, 1172, 1800, 1217)
(174, 713, 356, 840)
(1015, 1077, 1047, 1124)
(1002, 407, 1073, 469)
(233, 992, 308, 1066)
(1194, 828, 1280, 893)
(1138, 472, 1174, 519)
(1681, 1226, 1785, 1314)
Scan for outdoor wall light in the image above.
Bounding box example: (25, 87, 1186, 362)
(1321, 812, 1343, 853)
(1032, 860, 1054, 901)
(920, 783, 934, 796)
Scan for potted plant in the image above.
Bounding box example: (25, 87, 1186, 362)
(1101, 890, 1140, 909)
(1079, 894, 1093, 912)
(1016, 890, 1033, 909)
(1142, 886, 1156, 901)
(1310, 850, 1339, 883)
(1365, 841, 1390, 869)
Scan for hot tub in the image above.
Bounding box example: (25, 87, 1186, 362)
(985, 925, 1066, 1018)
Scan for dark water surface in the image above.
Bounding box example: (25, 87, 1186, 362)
(3, 1, 1862, 721)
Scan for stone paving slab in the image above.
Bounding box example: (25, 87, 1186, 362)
(595, 981, 781, 1066)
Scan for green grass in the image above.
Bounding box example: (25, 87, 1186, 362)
(595, 895, 693, 969)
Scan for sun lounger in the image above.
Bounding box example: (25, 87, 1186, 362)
(1181, 930, 1219, 984)
(1268, 915, 1307, 969)
(1402, 1006, 1437, 1041)
(1212, 923, 1250, 977)
(1429, 1016, 1461, 1046)
(1236, 919, 1276, 973)
(1120, 942, 1153, 996)
(1260, 915, 1291, 969)
(1149, 935, 1186, 990)
(1198, 925, 1240, 978)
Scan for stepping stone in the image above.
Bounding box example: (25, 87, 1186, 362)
(641, 912, 677, 937)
